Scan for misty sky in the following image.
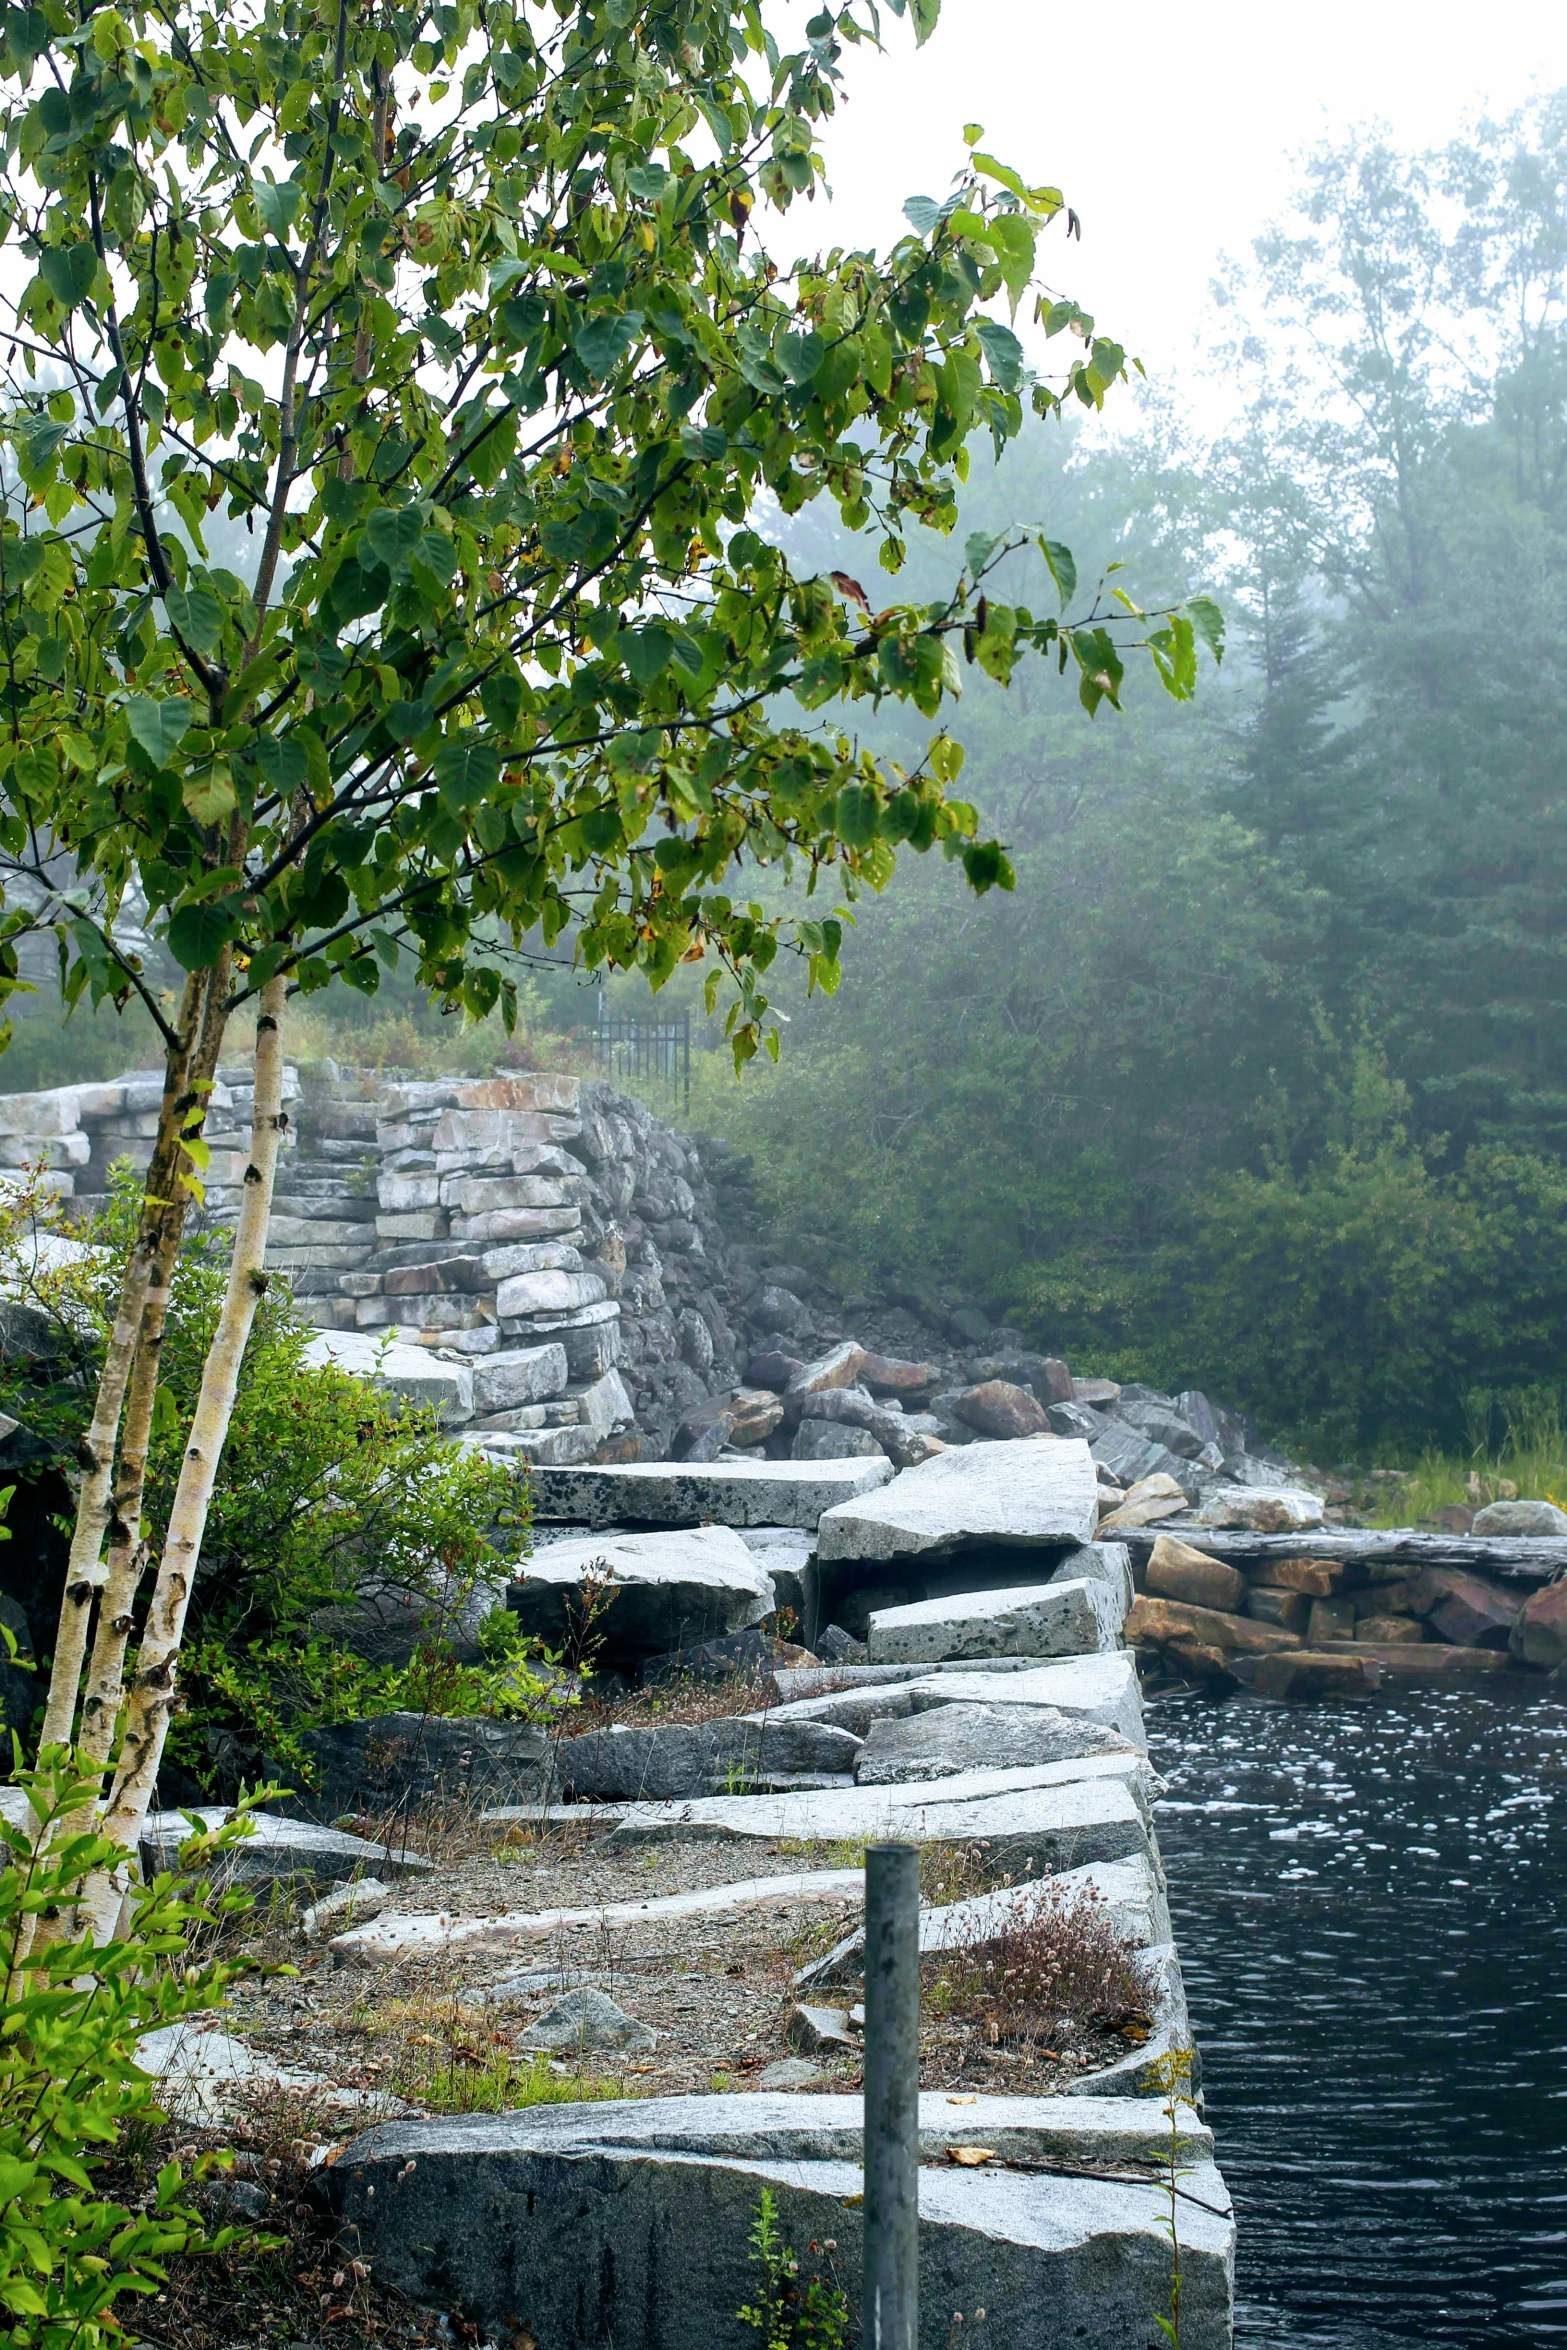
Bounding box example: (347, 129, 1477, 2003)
(810, 0, 1563, 419)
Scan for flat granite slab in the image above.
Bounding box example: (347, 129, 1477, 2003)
(527, 1456, 894, 1529)
(138, 1809, 432, 1887)
(326, 2093, 1233, 2350)
(866, 1577, 1125, 1664)
(603, 1756, 1154, 1878)
(767, 1652, 1148, 1747)
(816, 1437, 1099, 1562)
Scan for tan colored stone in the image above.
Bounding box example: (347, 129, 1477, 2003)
(1306, 1597, 1357, 1645)
(1250, 1557, 1348, 1598)
(858, 1352, 941, 1396)
(1145, 1536, 1248, 1615)
(1511, 1579, 1567, 1669)
(1252, 1650, 1382, 1701)
(1244, 1587, 1309, 1632)
(785, 1342, 867, 1399)
(1354, 1616, 1425, 1644)
(1124, 1594, 1301, 1656)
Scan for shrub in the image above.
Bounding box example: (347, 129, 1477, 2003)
(0, 1749, 270, 2346)
(922, 1881, 1152, 2053)
(0, 1171, 552, 1794)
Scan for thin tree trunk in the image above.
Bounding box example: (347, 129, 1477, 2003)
(86, 976, 288, 1936)
(77, 978, 233, 1776)
(37, 963, 227, 1752)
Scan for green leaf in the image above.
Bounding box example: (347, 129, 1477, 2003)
(626, 163, 669, 200)
(910, 0, 940, 42)
(124, 695, 192, 767)
(39, 243, 97, 311)
(163, 587, 223, 654)
(833, 781, 881, 847)
(1186, 596, 1226, 664)
(1040, 539, 1077, 610)
(433, 734, 502, 810)
(574, 312, 642, 378)
(975, 318, 1024, 392)
(778, 331, 826, 384)
(183, 760, 236, 826)
(255, 178, 303, 238)
(363, 505, 425, 576)
(903, 195, 940, 235)
(621, 626, 675, 687)
(253, 736, 308, 792)
(167, 897, 241, 971)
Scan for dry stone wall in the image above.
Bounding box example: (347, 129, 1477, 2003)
(0, 1061, 745, 1464)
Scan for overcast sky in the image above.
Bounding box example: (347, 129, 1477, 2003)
(809, 0, 1563, 422)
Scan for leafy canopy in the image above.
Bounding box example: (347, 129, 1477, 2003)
(0, 0, 1215, 1062)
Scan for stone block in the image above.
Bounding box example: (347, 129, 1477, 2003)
(470, 1344, 570, 1414)
(1511, 1579, 1567, 1668)
(527, 1457, 895, 1529)
(301, 1330, 473, 1423)
(1125, 1595, 1300, 1655)
(1245, 1586, 1309, 1632)
(787, 2001, 858, 2053)
(138, 1807, 433, 1888)
(792, 1419, 885, 1461)
(572, 1367, 634, 1442)
(480, 1241, 585, 1280)
(508, 1525, 777, 1665)
(325, 2094, 1233, 2350)
(1250, 1557, 1347, 1597)
(817, 1436, 1099, 1563)
(375, 1211, 449, 1241)
(558, 1714, 862, 1801)
(298, 1713, 552, 1819)
(1355, 1614, 1425, 1642)
(858, 1351, 942, 1396)
(451, 1207, 581, 1242)
(495, 1273, 612, 1329)
(1145, 1534, 1248, 1613)
(867, 1578, 1123, 1664)
(439, 1173, 580, 1213)
(1046, 1541, 1135, 1614)
(380, 1257, 491, 1296)
(1251, 1650, 1383, 1700)
(1412, 1567, 1521, 1649)
(854, 1700, 1133, 1785)
(377, 1170, 441, 1212)
(1306, 1597, 1357, 1644)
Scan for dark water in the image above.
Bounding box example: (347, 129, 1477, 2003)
(1146, 1686, 1567, 2349)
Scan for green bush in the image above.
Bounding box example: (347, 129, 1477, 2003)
(0, 1750, 268, 2347)
(0, 1172, 554, 1793)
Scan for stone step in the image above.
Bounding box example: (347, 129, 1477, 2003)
(526, 1456, 895, 1530)
(817, 1436, 1100, 1563)
(323, 2093, 1234, 2350)
(866, 1579, 1126, 1665)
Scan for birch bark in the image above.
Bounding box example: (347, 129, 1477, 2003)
(37, 962, 226, 1751)
(86, 975, 288, 1937)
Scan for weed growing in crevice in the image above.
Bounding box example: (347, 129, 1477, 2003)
(736, 2187, 851, 2350)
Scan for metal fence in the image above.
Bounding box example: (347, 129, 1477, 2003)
(592, 1005, 691, 1110)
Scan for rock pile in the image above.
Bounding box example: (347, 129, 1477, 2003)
(1125, 1530, 1567, 1693)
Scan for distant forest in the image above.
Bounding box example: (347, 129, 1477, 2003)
(13, 103, 1567, 1456)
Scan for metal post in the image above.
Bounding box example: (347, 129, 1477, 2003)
(863, 1842, 920, 2350)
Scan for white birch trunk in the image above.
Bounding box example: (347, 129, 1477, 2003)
(85, 976, 288, 1939)
(36, 969, 217, 1753)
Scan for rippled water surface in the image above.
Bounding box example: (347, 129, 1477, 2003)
(1147, 1685, 1567, 2349)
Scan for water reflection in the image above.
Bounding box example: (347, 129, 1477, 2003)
(1147, 1685, 1567, 2348)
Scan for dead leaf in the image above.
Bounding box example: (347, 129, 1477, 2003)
(946, 2145, 997, 2167)
(830, 570, 872, 612)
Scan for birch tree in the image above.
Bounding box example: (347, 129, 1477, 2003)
(0, 0, 1219, 1891)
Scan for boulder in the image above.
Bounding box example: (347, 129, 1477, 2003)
(1160, 1634, 1239, 1691)
(866, 1577, 1123, 1665)
(1471, 1498, 1567, 1537)
(786, 2002, 858, 2054)
(1111, 1398, 1206, 1459)
(325, 2094, 1235, 2350)
(754, 1284, 812, 1336)
(817, 1435, 1099, 1563)
(1124, 1595, 1300, 1656)
(1047, 1540, 1135, 1614)
(672, 1397, 739, 1462)
(1144, 1535, 1248, 1614)
(1072, 1378, 1122, 1405)
(507, 1526, 776, 1665)
(1174, 1390, 1222, 1447)
(1510, 1580, 1567, 1668)
(1046, 1400, 1106, 1441)
(798, 1386, 943, 1469)
(556, 1715, 861, 1800)
(1355, 1615, 1425, 1643)
(301, 1330, 474, 1424)
(859, 1351, 942, 1397)
(785, 1341, 868, 1399)
(729, 1387, 787, 1446)
(791, 1419, 885, 1461)
(1410, 1567, 1521, 1649)
(1192, 1484, 1325, 1533)
(1251, 1650, 1383, 1701)
(640, 1628, 814, 1687)
(521, 1988, 656, 2054)
(298, 1713, 553, 1819)
(951, 1380, 1050, 1440)
(854, 1700, 1133, 1785)
(745, 1349, 806, 1390)
(1097, 1474, 1191, 1534)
